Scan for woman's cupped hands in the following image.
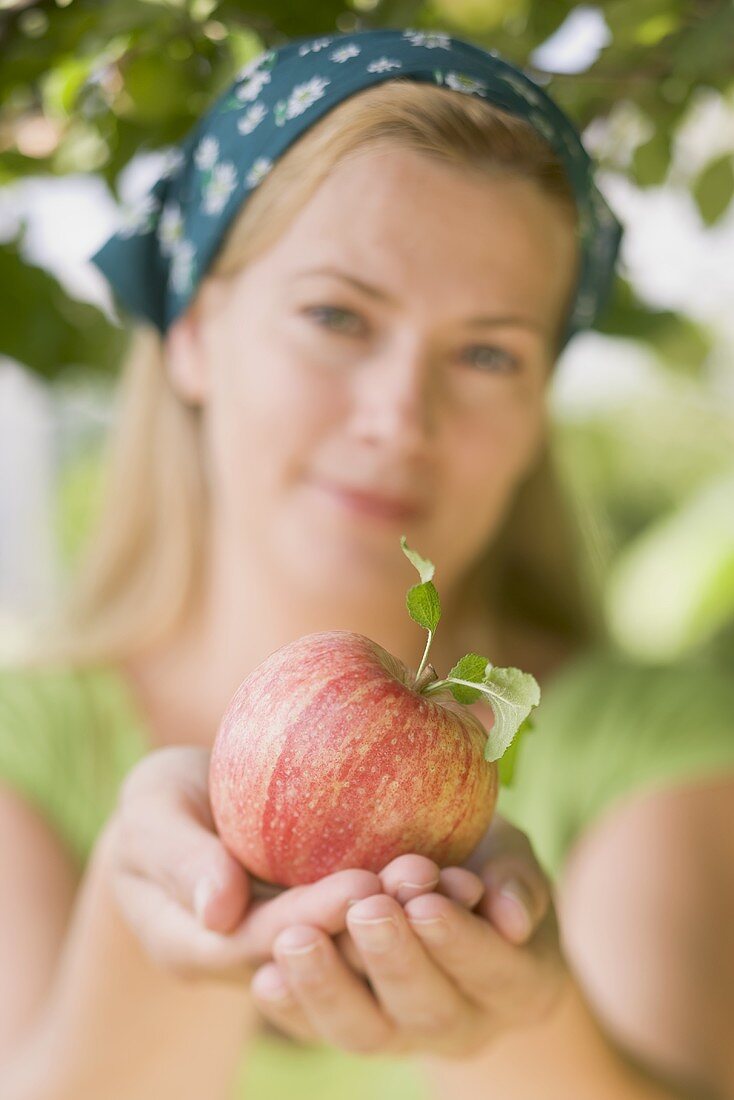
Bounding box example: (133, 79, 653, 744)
(106, 745, 568, 1059)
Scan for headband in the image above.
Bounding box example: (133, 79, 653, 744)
(90, 27, 624, 350)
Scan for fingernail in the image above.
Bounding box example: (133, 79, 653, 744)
(276, 928, 320, 962)
(350, 915, 398, 952)
(406, 915, 448, 943)
(496, 878, 533, 941)
(396, 878, 439, 903)
(253, 969, 292, 1003)
(194, 877, 218, 923)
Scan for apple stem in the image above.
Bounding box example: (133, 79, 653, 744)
(414, 663, 439, 693)
(415, 629, 433, 683)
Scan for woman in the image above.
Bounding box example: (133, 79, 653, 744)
(1, 27, 733, 1100)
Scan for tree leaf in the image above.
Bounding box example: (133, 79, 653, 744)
(405, 580, 441, 634)
(693, 153, 734, 227)
(481, 666, 541, 762)
(400, 535, 435, 583)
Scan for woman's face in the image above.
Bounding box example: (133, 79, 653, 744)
(167, 145, 578, 605)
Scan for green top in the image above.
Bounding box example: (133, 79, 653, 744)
(1, 647, 733, 1098)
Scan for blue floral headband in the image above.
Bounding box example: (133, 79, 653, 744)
(90, 27, 624, 351)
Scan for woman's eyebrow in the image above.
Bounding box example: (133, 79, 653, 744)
(291, 265, 546, 333)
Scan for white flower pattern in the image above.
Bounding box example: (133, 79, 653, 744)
(284, 75, 330, 121)
(118, 193, 160, 238)
(298, 37, 333, 56)
(329, 43, 361, 63)
(202, 162, 237, 215)
(157, 200, 184, 256)
(236, 49, 275, 83)
(237, 102, 268, 135)
(367, 57, 402, 73)
(246, 156, 273, 188)
(442, 71, 488, 96)
(170, 239, 196, 294)
(403, 31, 451, 49)
(194, 136, 219, 171)
(237, 70, 271, 102)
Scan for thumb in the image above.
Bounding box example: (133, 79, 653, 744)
(191, 846, 251, 934)
(470, 817, 552, 945)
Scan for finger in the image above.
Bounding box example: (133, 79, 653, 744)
(378, 854, 440, 904)
(113, 869, 254, 983)
(273, 925, 395, 1056)
(334, 928, 367, 976)
(346, 895, 476, 1042)
(479, 874, 550, 945)
(438, 867, 485, 909)
(377, 854, 484, 909)
(222, 868, 382, 966)
(403, 891, 563, 1024)
(251, 963, 319, 1044)
(115, 756, 250, 935)
(460, 815, 551, 944)
(335, 865, 484, 979)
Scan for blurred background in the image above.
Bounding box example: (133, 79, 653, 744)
(1, 0, 733, 668)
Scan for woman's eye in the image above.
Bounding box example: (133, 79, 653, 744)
(461, 345, 520, 374)
(303, 305, 364, 336)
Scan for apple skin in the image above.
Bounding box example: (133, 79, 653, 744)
(209, 629, 498, 886)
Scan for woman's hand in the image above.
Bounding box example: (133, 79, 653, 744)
(107, 745, 385, 984)
(250, 816, 568, 1058)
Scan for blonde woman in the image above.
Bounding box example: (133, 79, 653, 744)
(1, 28, 733, 1100)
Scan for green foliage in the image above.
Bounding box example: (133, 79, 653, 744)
(693, 153, 734, 226)
(446, 653, 489, 704)
(405, 581, 441, 635)
(0, 235, 127, 379)
(401, 538, 541, 766)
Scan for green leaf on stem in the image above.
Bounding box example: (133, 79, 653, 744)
(400, 535, 435, 583)
(406, 581, 441, 634)
(481, 666, 540, 763)
(446, 653, 491, 703)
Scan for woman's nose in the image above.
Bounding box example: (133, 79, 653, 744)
(347, 345, 440, 452)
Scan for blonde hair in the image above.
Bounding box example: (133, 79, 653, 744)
(27, 81, 608, 673)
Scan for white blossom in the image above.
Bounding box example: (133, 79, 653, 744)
(246, 156, 273, 188)
(329, 43, 361, 63)
(236, 49, 275, 82)
(366, 57, 402, 73)
(442, 71, 488, 96)
(285, 76, 330, 120)
(298, 37, 332, 56)
(202, 161, 237, 215)
(118, 193, 159, 238)
(403, 31, 451, 49)
(194, 135, 219, 171)
(156, 200, 184, 256)
(237, 101, 268, 135)
(236, 69, 271, 102)
(169, 239, 196, 295)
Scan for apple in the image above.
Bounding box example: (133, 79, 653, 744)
(209, 629, 499, 885)
(209, 537, 540, 886)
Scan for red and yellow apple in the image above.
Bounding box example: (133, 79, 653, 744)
(209, 629, 498, 886)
